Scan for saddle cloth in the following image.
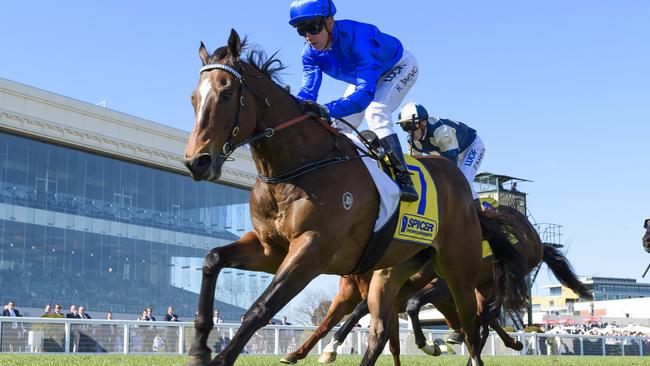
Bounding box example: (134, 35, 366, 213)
(344, 133, 440, 245)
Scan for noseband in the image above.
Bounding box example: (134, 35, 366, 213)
(200, 62, 329, 158)
(199, 63, 250, 157)
(199, 61, 362, 184)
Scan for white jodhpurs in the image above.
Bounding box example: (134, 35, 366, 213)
(457, 136, 485, 200)
(333, 50, 419, 139)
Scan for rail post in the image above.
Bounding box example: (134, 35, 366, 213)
(579, 336, 584, 356)
(64, 321, 70, 353)
(491, 333, 496, 355)
(123, 324, 130, 355)
(178, 324, 185, 354)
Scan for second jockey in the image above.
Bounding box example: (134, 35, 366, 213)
(398, 102, 486, 204)
(289, 0, 419, 202)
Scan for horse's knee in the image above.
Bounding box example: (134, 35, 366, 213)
(194, 314, 213, 332)
(405, 298, 421, 316)
(202, 247, 224, 275)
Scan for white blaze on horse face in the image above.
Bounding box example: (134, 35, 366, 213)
(197, 78, 212, 125)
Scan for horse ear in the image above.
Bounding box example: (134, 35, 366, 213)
(199, 42, 210, 66)
(227, 29, 242, 59)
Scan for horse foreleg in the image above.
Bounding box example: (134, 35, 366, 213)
(188, 231, 283, 366)
(489, 319, 523, 351)
(388, 312, 401, 366)
(320, 299, 369, 364)
(405, 279, 449, 355)
(281, 277, 362, 364)
(212, 232, 326, 366)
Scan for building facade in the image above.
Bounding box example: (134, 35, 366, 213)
(532, 276, 650, 324)
(0, 78, 265, 319)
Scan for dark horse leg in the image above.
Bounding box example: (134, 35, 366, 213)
(405, 279, 450, 356)
(211, 232, 331, 366)
(489, 318, 523, 351)
(280, 276, 364, 364)
(188, 232, 284, 366)
(188, 231, 325, 366)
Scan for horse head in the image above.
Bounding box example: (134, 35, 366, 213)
(184, 29, 262, 181)
(641, 219, 650, 253)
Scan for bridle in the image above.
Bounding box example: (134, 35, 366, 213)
(198, 60, 349, 183)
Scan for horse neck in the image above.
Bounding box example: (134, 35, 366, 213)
(247, 82, 340, 178)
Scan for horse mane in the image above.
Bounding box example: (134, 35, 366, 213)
(207, 37, 288, 88)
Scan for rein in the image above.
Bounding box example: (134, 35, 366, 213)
(200, 61, 365, 184)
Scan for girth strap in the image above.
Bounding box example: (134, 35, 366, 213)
(346, 205, 401, 275)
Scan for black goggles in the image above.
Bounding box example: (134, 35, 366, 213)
(297, 19, 325, 37)
(644, 219, 649, 230)
(398, 119, 423, 132)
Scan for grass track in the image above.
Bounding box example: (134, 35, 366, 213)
(1, 355, 649, 366)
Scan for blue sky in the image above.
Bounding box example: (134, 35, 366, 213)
(2, 1, 649, 308)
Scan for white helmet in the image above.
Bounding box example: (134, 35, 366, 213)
(397, 102, 429, 132)
(398, 102, 429, 124)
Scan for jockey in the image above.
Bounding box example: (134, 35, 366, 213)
(398, 102, 485, 202)
(289, 0, 419, 202)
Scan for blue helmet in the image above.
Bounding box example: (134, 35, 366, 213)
(289, 0, 336, 26)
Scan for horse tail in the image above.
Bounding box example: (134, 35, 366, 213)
(477, 209, 529, 314)
(542, 244, 593, 300)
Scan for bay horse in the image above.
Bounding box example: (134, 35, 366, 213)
(183, 29, 526, 366)
(641, 219, 650, 253)
(280, 206, 592, 365)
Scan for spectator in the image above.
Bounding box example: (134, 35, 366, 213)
(240, 315, 245, 323)
(42, 304, 64, 319)
(280, 316, 292, 325)
(146, 307, 156, 321)
(137, 309, 150, 321)
(66, 305, 80, 318)
(1, 301, 23, 352)
(2, 301, 21, 317)
(152, 334, 166, 352)
(53, 304, 64, 316)
(165, 306, 179, 322)
(106, 311, 114, 320)
(213, 310, 224, 324)
(78, 306, 92, 319)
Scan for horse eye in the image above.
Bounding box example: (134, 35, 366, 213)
(220, 91, 232, 102)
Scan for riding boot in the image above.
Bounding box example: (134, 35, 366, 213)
(379, 134, 419, 202)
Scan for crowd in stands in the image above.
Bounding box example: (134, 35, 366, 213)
(541, 321, 650, 338)
(0, 269, 244, 321)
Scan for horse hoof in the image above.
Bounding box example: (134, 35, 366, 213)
(511, 341, 524, 351)
(318, 352, 337, 364)
(419, 343, 441, 357)
(280, 355, 298, 364)
(187, 353, 212, 366)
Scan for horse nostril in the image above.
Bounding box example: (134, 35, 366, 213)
(192, 154, 212, 172)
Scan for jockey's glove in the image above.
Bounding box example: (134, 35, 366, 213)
(301, 101, 331, 123)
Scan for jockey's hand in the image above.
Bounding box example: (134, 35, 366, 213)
(301, 101, 331, 123)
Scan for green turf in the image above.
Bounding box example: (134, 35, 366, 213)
(1, 355, 649, 366)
